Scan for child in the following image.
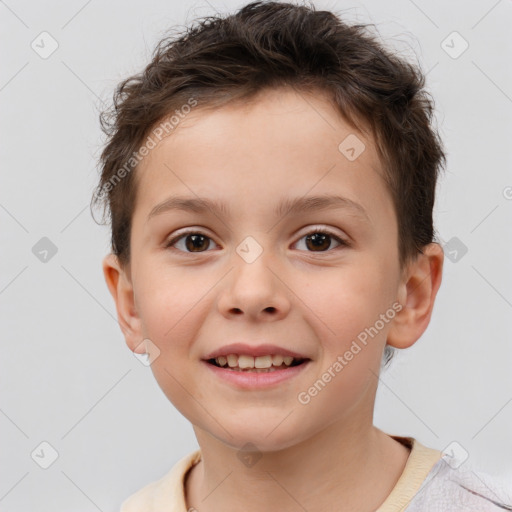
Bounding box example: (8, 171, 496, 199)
(92, 1, 512, 510)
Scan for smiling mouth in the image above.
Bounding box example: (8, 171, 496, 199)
(206, 356, 309, 372)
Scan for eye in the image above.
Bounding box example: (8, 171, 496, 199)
(164, 230, 218, 253)
(164, 227, 350, 254)
(294, 228, 349, 252)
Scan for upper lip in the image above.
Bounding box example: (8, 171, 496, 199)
(203, 343, 310, 360)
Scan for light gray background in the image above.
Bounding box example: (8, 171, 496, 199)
(1, 0, 511, 510)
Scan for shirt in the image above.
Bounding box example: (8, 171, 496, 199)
(119, 435, 512, 511)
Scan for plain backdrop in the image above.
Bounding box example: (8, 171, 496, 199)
(1, 0, 511, 510)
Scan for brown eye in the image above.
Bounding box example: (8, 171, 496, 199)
(165, 231, 216, 253)
(306, 232, 331, 251)
(184, 234, 210, 252)
(295, 229, 348, 252)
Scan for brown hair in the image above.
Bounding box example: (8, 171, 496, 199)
(91, 0, 446, 276)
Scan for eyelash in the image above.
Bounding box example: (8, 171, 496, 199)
(163, 227, 350, 254)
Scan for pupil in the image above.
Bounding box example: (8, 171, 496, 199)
(186, 234, 208, 252)
(307, 233, 329, 251)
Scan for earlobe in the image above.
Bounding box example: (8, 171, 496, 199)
(387, 243, 444, 349)
(102, 253, 144, 353)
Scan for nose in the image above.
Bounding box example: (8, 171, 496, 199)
(216, 254, 291, 321)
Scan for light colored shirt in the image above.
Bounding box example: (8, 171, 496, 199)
(120, 435, 512, 511)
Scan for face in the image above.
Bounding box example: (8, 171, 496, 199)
(112, 88, 408, 452)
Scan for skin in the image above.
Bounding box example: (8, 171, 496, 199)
(103, 87, 444, 512)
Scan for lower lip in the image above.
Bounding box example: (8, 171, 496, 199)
(202, 360, 311, 389)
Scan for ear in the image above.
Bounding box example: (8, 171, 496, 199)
(102, 253, 145, 354)
(387, 242, 444, 349)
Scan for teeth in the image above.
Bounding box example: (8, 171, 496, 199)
(214, 354, 302, 369)
(238, 355, 254, 369)
(255, 355, 272, 368)
(283, 356, 294, 365)
(227, 354, 238, 367)
(272, 355, 284, 366)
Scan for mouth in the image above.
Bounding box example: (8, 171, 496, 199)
(205, 354, 310, 373)
(202, 352, 312, 388)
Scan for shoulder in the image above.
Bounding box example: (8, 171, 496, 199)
(120, 479, 160, 512)
(406, 458, 512, 511)
(119, 449, 202, 512)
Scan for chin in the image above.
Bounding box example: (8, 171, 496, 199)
(206, 421, 308, 453)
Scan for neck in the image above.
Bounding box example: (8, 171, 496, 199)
(185, 422, 410, 512)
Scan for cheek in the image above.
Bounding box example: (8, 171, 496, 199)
(307, 261, 395, 372)
(311, 262, 388, 327)
(135, 268, 207, 356)
(137, 271, 210, 418)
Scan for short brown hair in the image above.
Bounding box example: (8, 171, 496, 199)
(91, 0, 446, 274)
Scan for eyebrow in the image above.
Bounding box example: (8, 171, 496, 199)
(147, 194, 371, 223)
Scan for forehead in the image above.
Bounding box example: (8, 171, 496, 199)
(133, 87, 393, 226)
